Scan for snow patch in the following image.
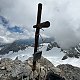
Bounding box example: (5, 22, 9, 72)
(1, 44, 80, 68)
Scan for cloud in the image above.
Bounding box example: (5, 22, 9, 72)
(0, 0, 80, 49)
(43, 0, 80, 49)
(0, 0, 38, 28)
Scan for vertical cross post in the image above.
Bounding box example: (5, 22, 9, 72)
(32, 3, 42, 71)
(32, 3, 50, 71)
(34, 3, 42, 54)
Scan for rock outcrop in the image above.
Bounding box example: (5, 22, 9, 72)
(0, 58, 32, 80)
(0, 57, 80, 80)
(0, 57, 65, 80)
(57, 64, 80, 80)
(46, 42, 60, 51)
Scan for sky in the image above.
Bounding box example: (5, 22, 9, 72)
(0, 0, 80, 49)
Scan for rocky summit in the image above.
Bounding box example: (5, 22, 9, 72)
(0, 57, 80, 80)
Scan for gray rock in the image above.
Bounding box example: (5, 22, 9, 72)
(57, 64, 80, 80)
(26, 56, 65, 80)
(0, 58, 32, 80)
(46, 42, 60, 51)
(0, 57, 80, 80)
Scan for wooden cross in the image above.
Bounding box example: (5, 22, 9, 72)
(32, 3, 50, 71)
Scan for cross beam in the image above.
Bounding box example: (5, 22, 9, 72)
(32, 3, 50, 71)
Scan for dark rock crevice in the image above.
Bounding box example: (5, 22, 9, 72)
(46, 71, 65, 80)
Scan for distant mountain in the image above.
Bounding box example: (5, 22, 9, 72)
(15, 38, 54, 45)
(46, 42, 60, 51)
(46, 41, 80, 60)
(0, 15, 55, 55)
(0, 37, 54, 55)
(0, 16, 23, 33)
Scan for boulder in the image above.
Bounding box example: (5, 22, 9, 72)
(57, 64, 80, 80)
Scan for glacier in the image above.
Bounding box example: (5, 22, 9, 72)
(1, 43, 80, 68)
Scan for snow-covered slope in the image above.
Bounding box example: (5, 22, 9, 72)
(41, 44, 80, 68)
(1, 43, 80, 68)
(1, 47, 33, 61)
(47, 42, 80, 60)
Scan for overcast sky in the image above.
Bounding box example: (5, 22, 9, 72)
(0, 0, 80, 49)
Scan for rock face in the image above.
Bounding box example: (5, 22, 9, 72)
(46, 71, 65, 80)
(0, 41, 28, 55)
(57, 64, 80, 80)
(46, 42, 60, 51)
(0, 58, 32, 80)
(25, 57, 64, 80)
(0, 57, 65, 80)
(0, 57, 80, 80)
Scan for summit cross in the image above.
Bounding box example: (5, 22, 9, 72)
(32, 3, 50, 71)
